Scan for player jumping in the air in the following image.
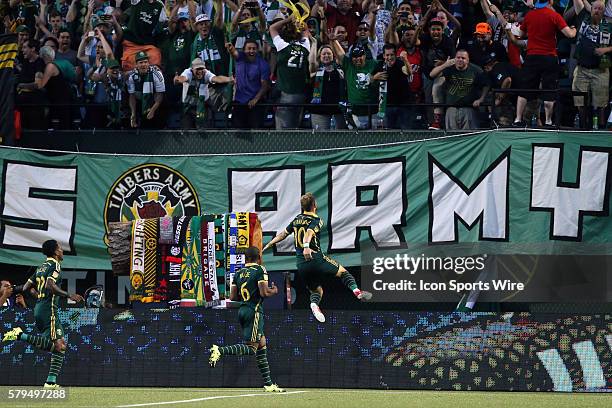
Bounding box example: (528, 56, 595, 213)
(208, 246, 285, 393)
(263, 192, 372, 323)
(2, 240, 84, 388)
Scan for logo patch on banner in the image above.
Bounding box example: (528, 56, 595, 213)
(103, 163, 200, 246)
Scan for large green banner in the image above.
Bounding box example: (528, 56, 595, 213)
(0, 130, 611, 271)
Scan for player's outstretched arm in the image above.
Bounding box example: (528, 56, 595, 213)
(262, 230, 289, 252)
(258, 281, 279, 297)
(45, 279, 84, 303)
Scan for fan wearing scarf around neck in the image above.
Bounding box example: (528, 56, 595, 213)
(230, 0, 265, 52)
(89, 58, 125, 128)
(174, 57, 234, 128)
(308, 44, 347, 130)
(127, 51, 165, 128)
(191, 9, 232, 112)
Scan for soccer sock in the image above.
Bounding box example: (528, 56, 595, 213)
(256, 347, 273, 386)
(339, 271, 360, 295)
(218, 344, 256, 356)
(20, 334, 53, 352)
(310, 292, 322, 306)
(46, 349, 65, 384)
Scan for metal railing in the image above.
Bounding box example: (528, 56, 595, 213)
(14, 88, 591, 131)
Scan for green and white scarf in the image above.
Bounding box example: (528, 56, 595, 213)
(183, 77, 208, 126)
(131, 68, 155, 117)
(311, 63, 344, 104)
(378, 64, 388, 118)
(193, 34, 223, 74)
(107, 76, 124, 126)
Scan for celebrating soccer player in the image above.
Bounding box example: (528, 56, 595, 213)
(2, 239, 84, 388)
(263, 193, 372, 323)
(208, 246, 285, 393)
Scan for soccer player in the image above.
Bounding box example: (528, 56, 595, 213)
(208, 246, 285, 393)
(263, 192, 372, 323)
(2, 240, 84, 388)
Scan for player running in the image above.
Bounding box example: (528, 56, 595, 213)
(2, 240, 84, 388)
(208, 246, 285, 393)
(263, 193, 372, 323)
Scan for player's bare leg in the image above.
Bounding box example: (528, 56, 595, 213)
(309, 286, 326, 323)
(259, 336, 285, 392)
(336, 265, 372, 301)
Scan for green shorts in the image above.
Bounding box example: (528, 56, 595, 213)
(238, 306, 264, 343)
(34, 302, 64, 341)
(297, 254, 341, 290)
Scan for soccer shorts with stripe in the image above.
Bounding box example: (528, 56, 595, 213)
(238, 306, 264, 343)
(34, 303, 64, 341)
(297, 253, 341, 291)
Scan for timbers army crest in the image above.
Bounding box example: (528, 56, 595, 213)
(104, 164, 201, 245)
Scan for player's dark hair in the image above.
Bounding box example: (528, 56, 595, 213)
(42, 240, 58, 257)
(301, 192, 316, 212)
(245, 246, 260, 263)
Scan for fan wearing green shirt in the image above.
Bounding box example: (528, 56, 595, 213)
(330, 39, 387, 129)
(270, 15, 311, 129)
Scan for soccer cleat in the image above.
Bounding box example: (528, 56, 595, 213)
(263, 384, 286, 393)
(357, 291, 372, 301)
(310, 303, 325, 323)
(2, 327, 23, 342)
(43, 383, 60, 389)
(209, 344, 221, 367)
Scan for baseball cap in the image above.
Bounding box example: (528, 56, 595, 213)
(105, 58, 120, 69)
(482, 52, 497, 66)
(15, 25, 29, 33)
(177, 11, 190, 20)
(534, 0, 549, 9)
(350, 45, 366, 58)
(135, 51, 148, 62)
(474, 22, 492, 35)
(191, 58, 206, 69)
(195, 13, 211, 24)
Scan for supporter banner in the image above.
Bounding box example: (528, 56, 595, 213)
(1, 309, 610, 391)
(0, 131, 612, 271)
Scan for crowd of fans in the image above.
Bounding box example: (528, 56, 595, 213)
(2, 0, 611, 130)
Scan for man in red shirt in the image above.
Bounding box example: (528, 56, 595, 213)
(312, 0, 363, 44)
(513, 0, 576, 126)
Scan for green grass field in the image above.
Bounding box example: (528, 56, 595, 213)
(0, 387, 609, 408)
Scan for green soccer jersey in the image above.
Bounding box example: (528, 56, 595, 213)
(233, 263, 268, 311)
(342, 58, 378, 115)
(285, 211, 323, 264)
(274, 36, 310, 94)
(123, 0, 167, 45)
(28, 258, 62, 309)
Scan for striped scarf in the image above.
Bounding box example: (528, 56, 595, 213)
(378, 64, 388, 118)
(183, 76, 208, 125)
(193, 34, 222, 74)
(311, 63, 344, 104)
(130, 68, 155, 116)
(107, 76, 123, 126)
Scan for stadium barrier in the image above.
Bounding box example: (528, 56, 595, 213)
(1, 309, 609, 391)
